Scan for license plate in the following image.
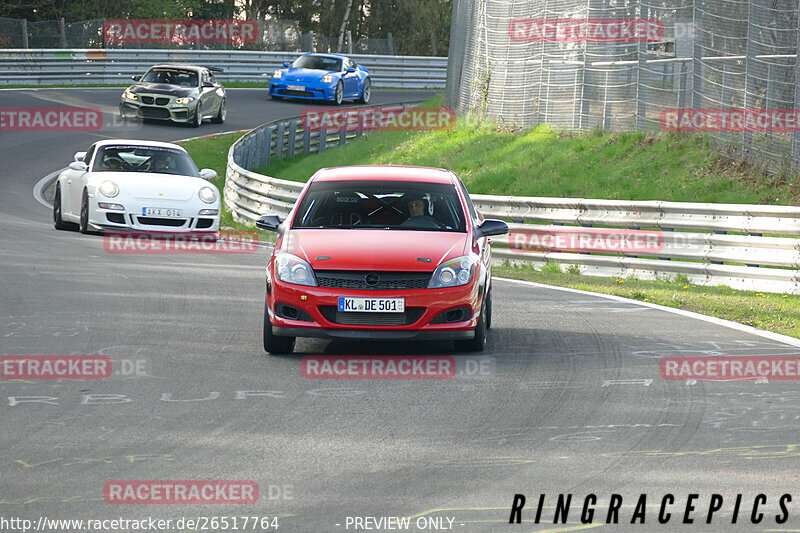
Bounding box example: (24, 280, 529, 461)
(287, 85, 305, 91)
(142, 207, 183, 217)
(338, 297, 405, 313)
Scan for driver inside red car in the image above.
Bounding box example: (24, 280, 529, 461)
(401, 192, 439, 229)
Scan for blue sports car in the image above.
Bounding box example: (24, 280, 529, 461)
(268, 53, 371, 105)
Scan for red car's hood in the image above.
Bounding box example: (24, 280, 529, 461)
(283, 229, 468, 271)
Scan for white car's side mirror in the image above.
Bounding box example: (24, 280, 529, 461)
(199, 168, 218, 180)
(69, 161, 88, 171)
(74, 151, 87, 162)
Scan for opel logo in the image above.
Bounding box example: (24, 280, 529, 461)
(364, 273, 380, 286)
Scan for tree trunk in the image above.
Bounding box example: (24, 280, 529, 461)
(336, 0, 354, 53)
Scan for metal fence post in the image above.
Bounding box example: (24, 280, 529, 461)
(792, 7, 800, 171)
(602, 70, 612, 131)
(742, 0, 759, 154)
(635, 4, 647, 131)
(303, 128, 311, 154)
(691, 1, 702, 110)
(21, 19, 28, 49)
(59, 18, 67, 48)
(319, 127, 326, 153)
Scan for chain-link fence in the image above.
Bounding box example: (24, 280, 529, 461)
(0, 17, 395, 54)
(446, 0, 800, 175)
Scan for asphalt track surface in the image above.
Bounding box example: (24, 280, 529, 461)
(2, 88, 800, 533)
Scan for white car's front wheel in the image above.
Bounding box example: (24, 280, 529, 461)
(79, 191, 90, 234)
(53, 185, 77, 231)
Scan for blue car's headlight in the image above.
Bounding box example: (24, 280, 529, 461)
(273, 70, 283, 79)
(275, 252, 317, 287)
(428, 255, 478, 288)
(322, 74, 334, 84)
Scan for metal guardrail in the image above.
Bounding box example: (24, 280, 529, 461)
(0, 49, 447, 88)
(224, 114, 800, 295)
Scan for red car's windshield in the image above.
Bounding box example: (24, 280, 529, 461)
(293, 180, 467, 232)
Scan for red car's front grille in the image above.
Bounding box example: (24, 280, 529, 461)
(316, 271, 431, 291)
(319, 306, 426, 326)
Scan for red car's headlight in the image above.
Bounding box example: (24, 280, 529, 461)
(275, 252, 317, 287)
(428, 255, 478, 289)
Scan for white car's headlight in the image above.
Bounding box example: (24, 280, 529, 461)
(123, 90, 137, 100)
(99, 180, 119, 198)
(322, 74, 334, 84)
(198, 186, 217, 204)
(273, 70, 283, 79)
(428, 255, 478, 288)
(275, 252, 317, 287)
(173, 97, 194, 105)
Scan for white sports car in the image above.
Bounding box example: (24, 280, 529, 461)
(53, 139, 221, 234)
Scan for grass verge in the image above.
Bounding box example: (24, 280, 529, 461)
(496, 262, 800, 339)
(177, 130, 275, 242)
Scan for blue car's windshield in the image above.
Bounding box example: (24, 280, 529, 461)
(291, 56, 343, 72)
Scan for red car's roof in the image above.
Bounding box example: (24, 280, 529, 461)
(311, 165, 458, 184)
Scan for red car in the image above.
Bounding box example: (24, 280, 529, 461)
(256, 165, 508, 354)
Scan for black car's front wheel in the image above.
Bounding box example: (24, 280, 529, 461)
(192, 103, 203, 128)
(263, 303, 296, 354)
(212, 98, 226, 124)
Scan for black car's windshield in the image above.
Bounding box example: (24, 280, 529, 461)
(92, 146, 200, 177)
(293, 180, 466, 232)
(291, 55, 343, 72)
(141, 68, 198, 87)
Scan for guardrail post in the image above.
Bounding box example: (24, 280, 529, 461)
(254, 129, 265, 168)
(263, 126, 275, 167)
(288, 121, 297, 159)
(303, 128, 311, 154)
(276, 122, 286, 159)
(319, 127, 327, 153)
(339, 124, 346, 145)
(246, 138, 256, 171)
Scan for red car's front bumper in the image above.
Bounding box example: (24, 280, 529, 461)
(267, 277, 484, 341)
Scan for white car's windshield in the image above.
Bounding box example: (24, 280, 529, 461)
(291, 56, 343, 72)
(92, 146, 200, 177)
(141, 68, 198, 87)
(293, 181, 466, 232)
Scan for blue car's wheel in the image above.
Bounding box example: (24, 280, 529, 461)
(334, 81, 343, 106)
(357, 78, 371, 104)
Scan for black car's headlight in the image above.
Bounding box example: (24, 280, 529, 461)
(275, 252, 317, 287)
(174, 97, 194, 105)
(123, 89, 137, 100)
(428, 255, 478, 289)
